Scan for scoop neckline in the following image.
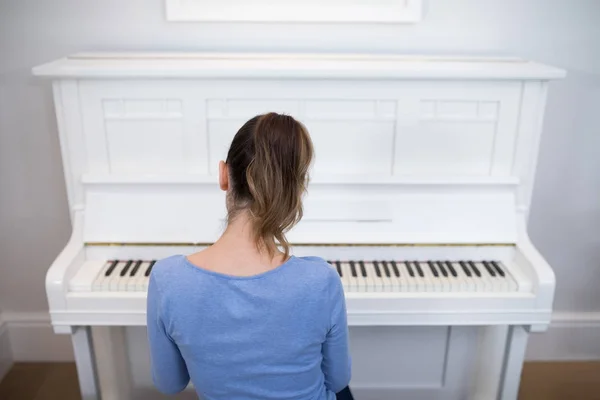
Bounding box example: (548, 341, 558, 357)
(179, 254, 298, 280)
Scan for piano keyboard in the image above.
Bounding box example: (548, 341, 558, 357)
(83, 259, 518, 293)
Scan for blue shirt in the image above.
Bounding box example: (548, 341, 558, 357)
(146, 254, 351, 400)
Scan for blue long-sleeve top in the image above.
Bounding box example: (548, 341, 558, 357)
(146, 254, 351, 400)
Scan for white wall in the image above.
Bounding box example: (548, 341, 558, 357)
(0, 0, 599, 360)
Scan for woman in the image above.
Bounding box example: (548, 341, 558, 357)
(147, 113, 353, 399)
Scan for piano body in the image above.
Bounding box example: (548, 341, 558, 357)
(33, 53, 565, 400)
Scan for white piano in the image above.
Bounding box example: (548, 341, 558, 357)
(34, 53, 565, 400)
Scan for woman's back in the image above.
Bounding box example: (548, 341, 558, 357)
(147, 112, 351, 399)
(147, 254, 351, 400)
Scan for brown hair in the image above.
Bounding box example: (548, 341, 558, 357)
(225, 112, 314, 258)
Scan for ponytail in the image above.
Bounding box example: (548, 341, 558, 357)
(225, 113, 313, 257)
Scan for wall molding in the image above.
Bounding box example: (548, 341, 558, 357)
(2, 311, 73, 362)
(0, 311, 598, 363)
(526, 312, 600, 360)
(0, 312, 14, 381)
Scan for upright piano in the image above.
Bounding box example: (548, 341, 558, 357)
(33, 53, 565, 400)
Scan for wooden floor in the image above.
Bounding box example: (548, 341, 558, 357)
(1, 362, 600, 399)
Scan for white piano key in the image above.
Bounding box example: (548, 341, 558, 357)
(418, 262, 435, 292)
(119, 260, 138, 291)
(135, 262, 151, 291)
(450, 262, 471, 292)
(434, 263, 449, 292)
(442, 261, 461, 292)
(398, 262, 417, 292)
(341, 263, 357, 292)
(441, 262, 456, 292)
(91, 262, 111, 292)
(465, 261, 485, 292)
(373, 262, 386, 292)
(425, 261, 445, 292)
(335, 261, 350, 291)
(134, 263, 149, 291)
(486, 261, 508, 292)
(457, 261, 477, 292)
(125, 260, 144, 291)
(107, 261, 128, 291)
(363, 262, 381, 292)
(93, 260, 119, 292)
(474, 262, 494, 292)
(376, 261, 394, 291)
(412, 262, 426, 292)
(355, 261, 367, 293)
(382, 261, 401, 292)
(490, 261, 514, 292)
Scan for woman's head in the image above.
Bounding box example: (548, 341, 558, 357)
(219, 112, 314, 258)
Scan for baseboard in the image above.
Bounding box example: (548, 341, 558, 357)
(0, 313, 14, 381)
(526, 312, 600, 361)
(2, 312, 73, 362)
(0, 311, 598, 362)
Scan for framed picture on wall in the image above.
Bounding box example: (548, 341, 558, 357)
(165, 0, 423, 23)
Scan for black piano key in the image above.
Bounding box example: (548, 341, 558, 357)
(358, 261, 367, 277)
(145, 260, 156, 277)
(436, 261, 448, 277)
(373, 262, 382, 277)
(405, 262, 415, 277)
(105, 260, 119, 277)
(445, 261, 458, 277)
(459, 261, 472, 277)
(119, 260, 133, 277)
(390, 261, 400, 277)
(468, 261, 482, 277)
(482, 261, 496, 277)
(130, 260, 142, 277)
(349, 261, 357, 277)
(491, 261, 505, 277)
(379, 261, 391, 277)
(335, 261, 343, 277)
(413, 262, 424, 277)
(427, 261, 439, 277)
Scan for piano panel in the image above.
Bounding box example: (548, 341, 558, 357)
(305, 120, 395, 175)
(393, 82, 521, 177)
(79, 81, 208, 175)
(395, 120, 497, 176)
(105, 120, 186, 174)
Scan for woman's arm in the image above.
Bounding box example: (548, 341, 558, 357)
(321, 272, 352, 393)
(147, 273, 190, 394)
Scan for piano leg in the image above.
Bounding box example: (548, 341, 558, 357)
(72, 326, 101, 400)
(498, 326, 529, 400)
(472, 325, 509, 400)
(471, 325, 529, 400)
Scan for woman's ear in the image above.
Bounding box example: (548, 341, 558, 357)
(218, 160, 229, 191)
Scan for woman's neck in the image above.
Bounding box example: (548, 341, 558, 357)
(187, 211, 287, 275)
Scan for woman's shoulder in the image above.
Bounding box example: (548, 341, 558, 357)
(291, 256, 342, 286)
(149, 255, 187, 281)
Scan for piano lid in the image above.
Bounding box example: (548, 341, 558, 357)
(33, 52, 566, 244)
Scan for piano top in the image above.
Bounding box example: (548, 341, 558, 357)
(32, 52, 567, 80)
